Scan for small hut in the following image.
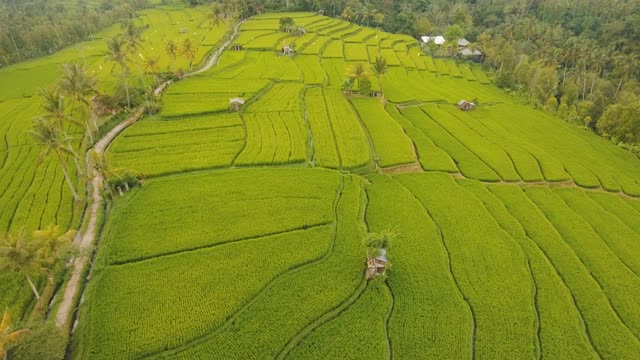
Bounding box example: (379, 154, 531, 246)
(232, 44, 244, 51)
(229, 98, 245, 111)
(366, 248, 388, 279)
(282, 45, 294, 56)
(458, 99, 476, 111)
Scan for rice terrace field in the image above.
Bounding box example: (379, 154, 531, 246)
(1, 2, 640, 360)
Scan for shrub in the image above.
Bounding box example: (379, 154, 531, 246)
(9, 321, 66, 360)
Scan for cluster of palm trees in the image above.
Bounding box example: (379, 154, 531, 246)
(343, 55, 388, 96)
(164, 38, 198, 72)
(0, 226, 76, 314)
(339, 4, 385, 28)
(105, 20, 148, 108)
(30, 63, 99, 202)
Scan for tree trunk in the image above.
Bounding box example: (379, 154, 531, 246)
(125, 79, 131, 109)
(91, 108, 99, 131)
(86, 124, 94, 144)
(615, 78, 624, 98)
(9, 31, 21, 62)
(71, 149, 84, 176)
(57, 152, 81, 201)
(377, 74, 382, 95)
(25, 273, 41, 307)
(582, 68, 587, 100)
(562, 62, 568, 85)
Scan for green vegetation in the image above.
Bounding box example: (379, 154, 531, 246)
(2, 4, 640, 360)
(350, 98, 415, 167)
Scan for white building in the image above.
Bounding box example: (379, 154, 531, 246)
(421, 35, 446, 45)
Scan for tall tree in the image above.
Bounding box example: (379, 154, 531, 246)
(372, 55, 387, 96)
(165, 40, 178, 70)
(57, 63, 98, 143)
(346, 62, 371, 89)
(105, 35, 131, 108)
(208, 3, 225, 30)
(143, 55, 160, 84)
(31, 225, 76, 281)
(613, 54, 640, 97)
(29, 117, 81, 201)
(38, 89, 83, 175)
(181, 38, 197, 69)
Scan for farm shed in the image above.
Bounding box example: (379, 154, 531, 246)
(282, 45, 294, 56)
(458, 99, 476, 111)
(229, 98, 245, 111)
(366, 248, 388, 279)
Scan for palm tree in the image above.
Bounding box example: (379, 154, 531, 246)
(208, 3, 225, 30)
(0, 231, 44, 307)
(613, 53, 640, 97)
(29, 117, 81, 201)
(105, 35, 131, 108)
(372, 55, 387, 96)
(346, 62, 371, 90)
(89, 149, 122, 195)
(38, 89, 83, 175)
(341, 6, 354, 22)
(122, 20, 146, 86)
(57, 63, 98, 143)
(143, 55, 160, 84)
(165, 40, 178, 70)
(31, 225, 76, 278)
(0, 309, 30, 360)
(181, 38, 197, 69)
(39, 88, 70, 128)
(122, 20, 144, 53)
(373, 13, 384, 28)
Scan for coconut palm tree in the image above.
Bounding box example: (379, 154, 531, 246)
(105, 35, 131, 108)
(613, 53, 640, 97)
(181, 38, 197, 69)
(0, 309, 30, 360)
(38, 89, 83, 175)
(32, 225, 76, 277)
(29, 117, 81, 201)
(57, 63, 98, 143)
(208, 3, 225, 30)
(89, 149, 122, 195)
(39, 88, 70, 128)
(143, 55, 160, 84)
(346, 62, 371, 90)
(372, 55, 387, 96)
(122, 20, 144, 53)
(165, 40, 178, 70)
(0, 231, 45, 308)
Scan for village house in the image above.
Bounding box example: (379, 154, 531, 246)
(421, 35, 446, 45)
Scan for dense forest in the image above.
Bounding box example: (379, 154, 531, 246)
(0, 0, 151, 65)
(3, 0, 640, 149)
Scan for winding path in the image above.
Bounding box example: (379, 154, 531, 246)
(54, 20, 245, 329)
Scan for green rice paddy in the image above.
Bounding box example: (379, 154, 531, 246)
(1, 6, 640, 360)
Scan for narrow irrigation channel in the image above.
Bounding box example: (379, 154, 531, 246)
(54, 19, 245, 336)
